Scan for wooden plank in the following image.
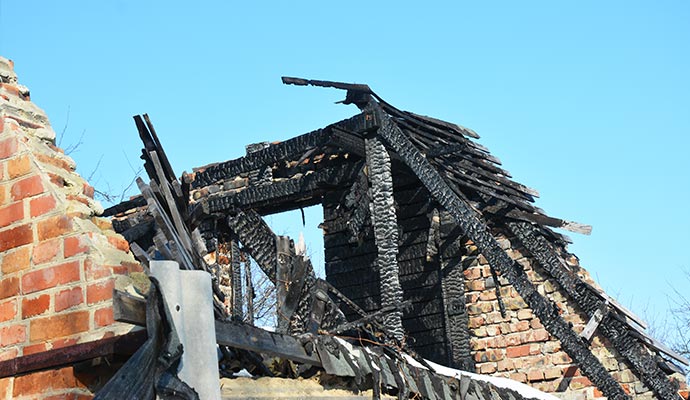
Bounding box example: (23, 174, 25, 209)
(0, 330, 146, 379)
(113, 290, 147, 326)
(215, 320, 321, 366)
(149, 151, 193, 253)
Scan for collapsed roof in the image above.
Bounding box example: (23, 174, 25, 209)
(105, 78, 688, 400)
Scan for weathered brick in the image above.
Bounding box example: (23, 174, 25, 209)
(29, 311, 90, 342)
(29, 194, 57, 217)
(1, 245, 30, 274)
(87, 279, 114, 305)
(32, 238, 61, 265)
(64, 235, 89, 258)
(0, 347, 18, 362)
(528, 369, 545, 382)
(107, 235, 129, 252)
(0, 376, 12, 399)
(82, 183, 95, 198)
(7, 154, 31, 178)
(463, 267, 482, 280)
(12, 366, 83, 397)
(51, 337, 78, 350)
(35, 153, 75, 172)
(552, 351, 573, 365)
(0, 137, 18, 159)
(10, 175, 44, 201)
(0, 299, 17, 322)
(23, 342, 49, 356)
(55, 286, 83, 312)
(21, 294, 50, 318)
(497, 359, 514, 371)
(0, 201, 23, 228)
(511, 320, 530, 332)
(21, 261, 80, 294)
(466, 279, 485, 291)
(37, 215, 73, 241)
(517, 309, 533, 320)
(94, 307, 114, 327)
(544, 367, 562, 380)
(0, 323, 26, 346)
(506, 344, 530, 358)
(0, 223, 32, 252)
(84, 258, 111, 280)
(479, 290, 497, 301)
(468, 316, 484, 328)
(509, 372, 527, 383)
(0, 276, 19, 299)
(479, 363, 497, 374)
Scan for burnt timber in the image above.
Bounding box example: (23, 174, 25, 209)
(107, 79, 688, 400)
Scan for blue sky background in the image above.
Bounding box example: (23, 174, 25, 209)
(1, 1, 688, 337)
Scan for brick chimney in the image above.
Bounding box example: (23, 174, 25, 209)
(0, 56, 141, 399)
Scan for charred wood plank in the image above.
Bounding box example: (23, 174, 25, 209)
(201, 161, 362, 216)
(230, 240, 244, 320)
(192, 112, 379, 188)
(0, 330, 146, 379)
(366, 103, 629, 399)
(507, 221, 683, 399)
(227, 209, 277, 281)
(436, 210, 474, 371)
(102, 195, 147, 217)
(243, 256, 254, 325)
(216, 320, 322, 366)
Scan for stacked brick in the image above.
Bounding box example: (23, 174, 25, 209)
(0, 56, 140, 399)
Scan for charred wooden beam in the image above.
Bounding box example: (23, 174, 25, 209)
(0, 330, 146, 379)
(365, 102, 629, 399)
(192, 111, 379, 188)
(365, 134, 404, 341)
(343, 166, 370, 243)
(200, 161, 363, 216)
(227, 209, 277, 281)
(506, 221, 683, 400)
(276, 236, 310, 333)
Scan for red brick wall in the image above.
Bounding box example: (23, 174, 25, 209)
(0, 57, 141, 399)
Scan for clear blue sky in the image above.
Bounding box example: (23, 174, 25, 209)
(1, 1, 688, 335)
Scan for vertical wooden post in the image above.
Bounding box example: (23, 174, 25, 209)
(230, 240, 244, 320)
(438, 210, 474, 371)
(365, 134, 404, 341)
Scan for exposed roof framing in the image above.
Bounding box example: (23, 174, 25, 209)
(106, 78, 686, 400)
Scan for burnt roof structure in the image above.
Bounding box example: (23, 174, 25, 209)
(106, 78, 688, 399)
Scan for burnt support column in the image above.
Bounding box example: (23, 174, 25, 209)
(365, 134, 404, 341)
(437, 209, 474, 371)
(230, 240, 244, 320)
(243, 255, 255, 325)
